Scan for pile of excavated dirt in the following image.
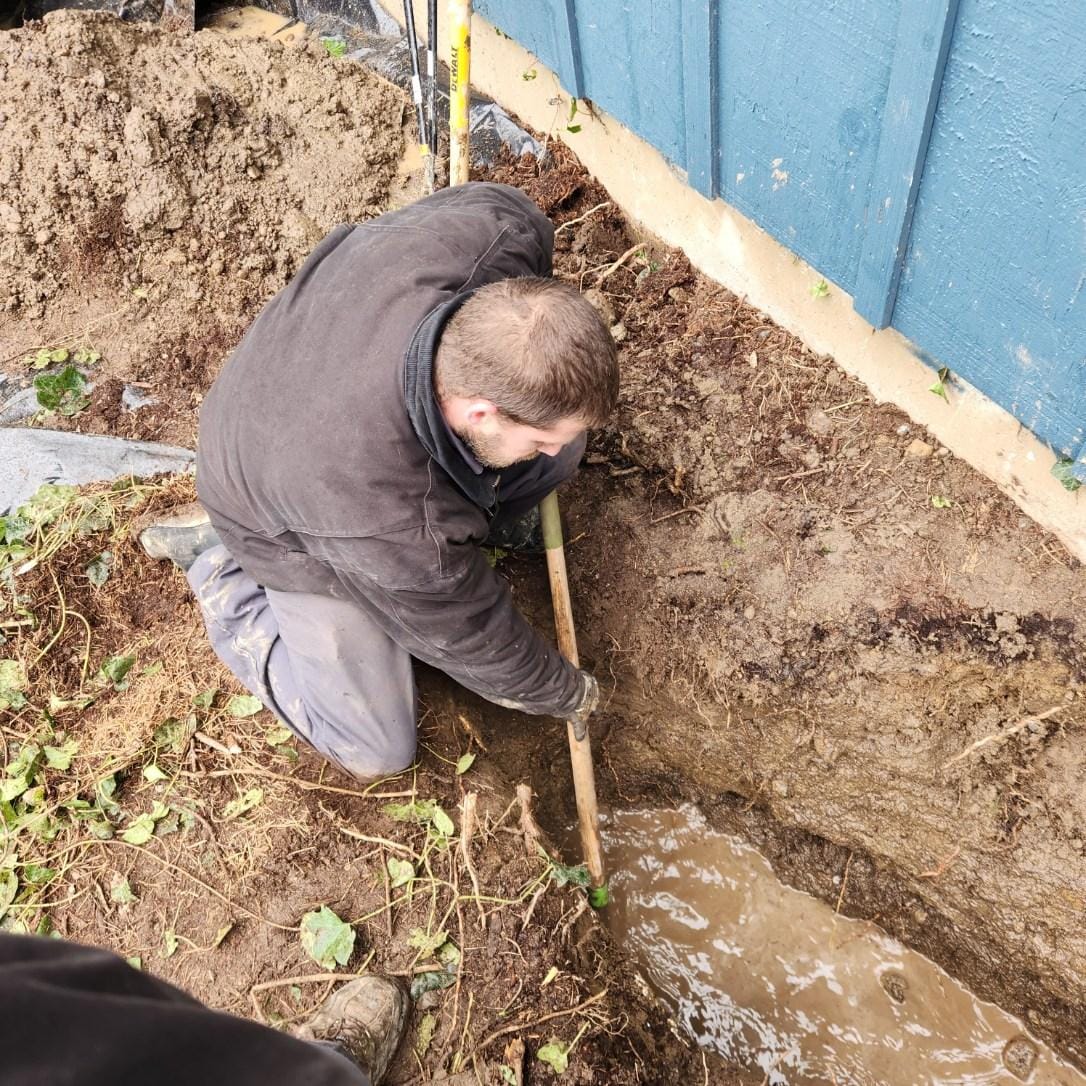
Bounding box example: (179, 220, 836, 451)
(484, 149, 1086, 1069)
(0, 10, 407, 445)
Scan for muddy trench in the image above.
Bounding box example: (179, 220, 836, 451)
(2, 8, 1085, 1083)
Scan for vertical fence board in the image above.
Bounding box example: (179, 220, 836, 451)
(555, 0, 585, 100)
(681, 0, 718, 198)
(852, 0, 961, 328)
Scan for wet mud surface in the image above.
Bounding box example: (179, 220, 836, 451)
(1, 8, 1085, 1080)
(593, 805, 1085, 1084)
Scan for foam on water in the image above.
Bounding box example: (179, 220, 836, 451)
(595, 806, 1082, 1085)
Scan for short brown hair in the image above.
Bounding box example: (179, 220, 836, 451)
(435, 277, 619, 428)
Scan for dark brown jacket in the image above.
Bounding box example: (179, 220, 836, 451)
(196, 183, 583, 718)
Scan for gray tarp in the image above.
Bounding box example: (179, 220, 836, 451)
(0, 428, 194, 514)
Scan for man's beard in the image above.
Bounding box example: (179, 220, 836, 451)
(458, 425, 538, 470)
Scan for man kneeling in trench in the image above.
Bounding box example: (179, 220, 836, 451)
(140, 182, 618, 779)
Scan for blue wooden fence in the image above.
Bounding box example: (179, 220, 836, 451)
(477, 0, 1086, 481)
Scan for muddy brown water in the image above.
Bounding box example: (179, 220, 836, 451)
(588, 806, 1084, 1085)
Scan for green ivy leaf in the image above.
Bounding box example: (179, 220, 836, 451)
(110, 874, 137, 904)
(386, 857, 415, 889)
(85, 551, 114, 587)
(95, 773, 120, 815)
(18, 484, 77, 529)
(409, 969, 456, 1000)
(0, 660, 28, 711)
(537, 1041, 571, 1074)
(226, 694, 262, 718)
(191, 689, 217, 710)
(154, 715, 197, 753)
(549, 861, 590, 888)
(383, 799, 452, 835)
(34, 365, 90, 416)
(44, 739, 79, 771)
(0, 776, 30, 804)
(22, 864, 55, 886)
(430, 805, 454, 838)
(300, 906, 355, 970)
(0, 869, 19, 923)
(142, 764, 168, 784)
(408, 927, 448, 959)
(1052, 458, 1082, 492)
(7, 741, 41, 781)
(455, 752, 476, 775)
(99, 654, 136, 690)
(416, 1012, 437, 1056)
(222, 788, 264, 820)
(266, 725, 294, 747)
(122, 814, 156, 845)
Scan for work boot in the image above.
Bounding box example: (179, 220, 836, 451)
(296, 976, 409, 1084)
(484, 507, 544, 554)
(136, 501, 221, 572)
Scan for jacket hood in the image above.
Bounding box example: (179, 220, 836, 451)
(403, 291, 500, 511)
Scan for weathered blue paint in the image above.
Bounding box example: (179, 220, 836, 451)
(478, 0, 687, 175)
(479, 0, 1086, 477)
(852, 0, 961, 329)
(891, 0, 1086, 478)
(712, 0, 898, 290)
(680, 0, 718, 198)
(475, 2, 582, 102)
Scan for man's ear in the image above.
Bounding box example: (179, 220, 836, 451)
(464, 399, 500, 427)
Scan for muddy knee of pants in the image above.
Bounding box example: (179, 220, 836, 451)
(314, 716, 418, 782)
(189, 548, 420, 783)
(264, 586, 420, 782)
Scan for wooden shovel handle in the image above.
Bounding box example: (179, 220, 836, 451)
(539, 491, 607, 900)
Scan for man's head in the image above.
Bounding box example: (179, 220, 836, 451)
(435, 277, 619, 469)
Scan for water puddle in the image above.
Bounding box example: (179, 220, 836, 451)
(203, 5, 307, 45)
(594, 806, 1083, 1084)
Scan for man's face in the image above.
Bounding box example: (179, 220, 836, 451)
(459, 412, 585, 469)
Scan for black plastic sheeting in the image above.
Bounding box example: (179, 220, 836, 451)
(0, 429, 194, 513)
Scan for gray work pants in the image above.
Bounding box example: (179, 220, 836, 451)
(187, 438, 584, 780)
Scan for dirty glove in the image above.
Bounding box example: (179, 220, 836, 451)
(568, 672, 599, 741)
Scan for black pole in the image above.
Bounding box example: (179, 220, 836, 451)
(402, 1, 429, 158)
(427, 0, 438, 155)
